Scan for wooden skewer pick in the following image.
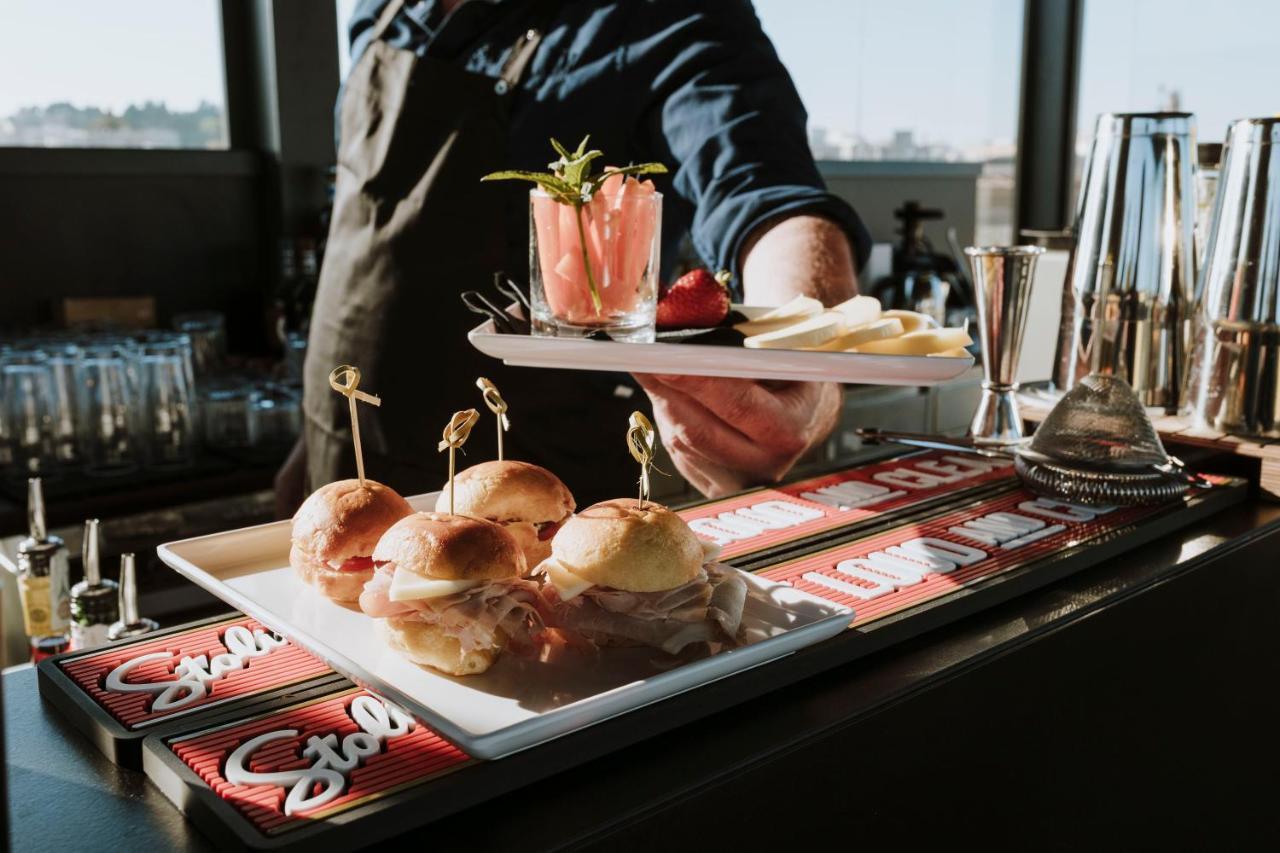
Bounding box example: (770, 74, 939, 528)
(438, 408, 480, 514)
(476, 377, 510, 461)
(626, 411, 658, 510)
(329, 365, 381, 487)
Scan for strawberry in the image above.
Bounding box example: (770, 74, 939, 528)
(656, 269, 731, 329)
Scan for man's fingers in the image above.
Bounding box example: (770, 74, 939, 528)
(665, 434, 748, 497)
(640, 378, 786, 477)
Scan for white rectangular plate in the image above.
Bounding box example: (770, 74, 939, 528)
(468, 318, 974, 386)
(157, 492, 852, 760)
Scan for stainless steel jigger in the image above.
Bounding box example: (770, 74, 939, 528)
(965, 245, 1044, 444)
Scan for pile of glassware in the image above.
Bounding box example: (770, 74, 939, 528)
(0, 312, 303, 478)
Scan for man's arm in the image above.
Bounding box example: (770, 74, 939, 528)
(740, 214, 858, 306)
(626, 2, 866, 497)
(634, 214, 856, 497)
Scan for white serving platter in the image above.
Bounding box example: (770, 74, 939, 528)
(157, 492, 852, 760)
(468, 317, 974, 386)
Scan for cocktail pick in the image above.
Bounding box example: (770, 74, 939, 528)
(438, 409, 480, 514)
(626, 411, 658, 510)
(329, 365, 381, 487)
(476, 377, 510, 461)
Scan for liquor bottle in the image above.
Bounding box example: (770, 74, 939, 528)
(69, 518, 118, 651)
(108, 553, 159, 640)
(15, 478, 70, 660)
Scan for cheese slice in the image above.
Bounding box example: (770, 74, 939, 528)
(852, 327, 972, 356)
(388, 566, 483, 602)
(880, 309, 938, 333)
(828, 295, 881, 327)
(928, 346, 972, 358)
(540, 558, 595, 601)
(807, 318, 904, 352)
(743, 313, 844, 350)
(733, 295, 825, 336)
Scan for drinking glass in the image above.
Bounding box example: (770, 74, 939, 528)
(529, 187, 661, 342)
(283, 330, 307, 386)
(201, 380, 252, 448)
(247, 383, 302, 447)
(77, 355, 139, 476)
(173, 311, 227, 377)
(1, 353, 56, 474)
(43, 342, 83, 466)
(139, 353, 196, 468)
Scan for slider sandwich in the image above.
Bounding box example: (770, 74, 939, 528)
(290, 479, 413, 603)
(359, 512, 546, 676)
(539, 499, 748, 654)
(436, 460, 575, 571)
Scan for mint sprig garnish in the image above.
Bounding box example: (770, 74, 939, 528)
(483, 136, 667, 314)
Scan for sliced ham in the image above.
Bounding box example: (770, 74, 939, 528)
(551, 564, 748, 655)
(359, 570, 415, 618)
(361, 566, 549, 654)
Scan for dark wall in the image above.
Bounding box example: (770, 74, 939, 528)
(0, 148, 271, 352)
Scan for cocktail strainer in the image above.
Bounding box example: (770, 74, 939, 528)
(859, 374, 1210, 507)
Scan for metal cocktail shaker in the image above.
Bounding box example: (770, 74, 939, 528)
(1186, 117, 1280, 436)
(1054, 113, 1198, 411)
(965, 245, 1044, 444)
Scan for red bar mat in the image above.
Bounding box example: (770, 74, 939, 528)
(759, 487, 1168, 628)
(38, 614, 343, 768)
(679, 450, 1014, 562)
(145, 686, 472, 849)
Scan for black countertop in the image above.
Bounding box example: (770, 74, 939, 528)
(7, 499, 1280, 851)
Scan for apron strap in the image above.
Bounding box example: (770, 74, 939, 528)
(493, 0, 556, 94)
(371, 0, 409, 43)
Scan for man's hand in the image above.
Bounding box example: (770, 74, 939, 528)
(634, 374, 841, 497)
(632, 213, 856, 497)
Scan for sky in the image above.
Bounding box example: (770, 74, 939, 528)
(0, 1, 225, 116)
(3, 0, 1278, 149)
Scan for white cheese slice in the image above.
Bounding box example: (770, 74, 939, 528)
(388, 566, 482, 602)
(852, 327, 973, 356)
(733, 295, 825, 336)
(540, 558, 595, 601)
(806, 318, 904, 352)
(829, 295, 882, 327)
(743, 313, 844, 350)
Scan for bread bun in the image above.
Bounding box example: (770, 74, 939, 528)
(291, 479, 412, 563)
(550, 499, 703, 592)
(434, 461, 573, 570)
(289, 544, 371, 603)
(437, 460, 574, 523)
(501, 521, 552, 571)
(372, 512, 526, 580)
(376, 617, 500, 676)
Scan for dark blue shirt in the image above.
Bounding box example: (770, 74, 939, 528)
(346, 0, 870, 294)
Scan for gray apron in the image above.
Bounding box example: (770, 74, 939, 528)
(305, 0, 643, 504)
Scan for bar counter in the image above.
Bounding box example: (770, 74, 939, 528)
(6, 498, 1280, 850)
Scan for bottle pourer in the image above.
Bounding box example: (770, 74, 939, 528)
(17, 477, 64, 578)
(14, 477, 72, 657)
(108, 553, 159, 640)
(70, 519, 119, 650)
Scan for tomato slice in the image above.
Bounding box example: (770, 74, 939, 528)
(339, 555, 375, 572)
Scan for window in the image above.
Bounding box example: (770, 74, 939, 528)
(336, 0, 360, 82)
(0, 1, 228, 149)
(1074, 0, 1280, 193)
(755, 0, 1025, 246)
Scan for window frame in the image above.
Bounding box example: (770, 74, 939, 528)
(1014, 0, 1086, 235)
